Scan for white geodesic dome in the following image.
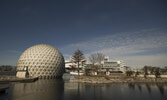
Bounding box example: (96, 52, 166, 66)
(17, 44, 65, 78)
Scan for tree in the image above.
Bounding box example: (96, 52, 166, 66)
(89, 53, 97, 65)
(126, 71, 133, 77)
(0, 65, 16, 71)
(96, 53, 105, 65)
(89, 53, 105, 65)
(143, 66, 149, 78)
(135, 71, 140, 77)
(155, 67, 160, 78)
(96, 53, 105, 75)
(89, 53, 98, 75)
(164, 66, 167, 73)
(71, 49, 85, 76)
(88, 52, 105, 75)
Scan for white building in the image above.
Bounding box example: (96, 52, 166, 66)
(66, 56, 127, 75)
(101, 56, 126, 73)
(65, 60, 74, 69)
(65, 59, 86, 69)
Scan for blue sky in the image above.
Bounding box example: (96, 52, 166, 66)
(0, 0, 167, 68)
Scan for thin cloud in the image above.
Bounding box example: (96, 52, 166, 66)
(121, 54, 167, 68)
(60, 28, 167, 67)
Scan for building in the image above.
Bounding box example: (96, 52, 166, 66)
(17, 44, 65, 78)
(101, 56, 125, 73)
(65, 60, 74, 69)
(84, 56, 126, 75)
(65, 59, 86, 71)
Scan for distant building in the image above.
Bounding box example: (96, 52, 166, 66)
(84, 56, 127, 75)
(65, 59, 86, 72)
(66, 56, 128, 75)
(65, 60, 74, 69)
(101, 57, 125, 73)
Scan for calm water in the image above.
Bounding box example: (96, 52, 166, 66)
(0, 79, 167, 100)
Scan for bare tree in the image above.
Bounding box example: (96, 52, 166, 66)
(71, 49, 85, 76)
(88, 52, 105, 75)
(155, 67, 160, 78)
(89, 53, 105, 65)
(89, 53, 98, 75)
(96, 53, 105, 65)
(89, 53, 97, 65)
(143, 66, 148, 78)
(96, 53, 105, 75)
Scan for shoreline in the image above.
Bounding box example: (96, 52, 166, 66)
(0, 76, 38, 83)
(69, 76, 167, 84)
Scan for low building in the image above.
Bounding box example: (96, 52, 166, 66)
(65, 60, 74, 69)
(101, 57, 125, 73)
(84, 56, 126, 75)
(65, 59, 86, 73)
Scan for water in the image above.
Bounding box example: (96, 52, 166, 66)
(0, 79, 167, 100)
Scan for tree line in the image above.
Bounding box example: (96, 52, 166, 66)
(0, 65, 16, 71)
(71, 49, 105, 75)
(126, 66, 167, 78)
(71, 49, 167, 77)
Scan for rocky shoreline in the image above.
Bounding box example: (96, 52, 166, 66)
(69, 76, 167, 84)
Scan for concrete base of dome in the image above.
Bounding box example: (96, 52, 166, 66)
(16, 71, 28, 78)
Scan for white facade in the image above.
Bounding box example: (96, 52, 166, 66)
(65, 60, 73, 68)
(16, 71, 28, 78)
(65, 59, 86, 69)
(17, 44, 65, 78)
(101, 57, 125, 72)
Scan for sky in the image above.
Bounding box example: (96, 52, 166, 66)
(0, 0, 167, 68)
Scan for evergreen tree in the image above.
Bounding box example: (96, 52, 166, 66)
(71, 49, 85, 76)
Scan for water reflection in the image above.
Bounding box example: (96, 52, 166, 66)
(1, 80, 167, 100)
(157, 84, 165, 95)
(11, 79, 64, 100)
(127, 83, 167, 96)
(64, 82, 167, 100)
(145, 84, 152, 94)
(137, 84, 142, 92)
(128, 83, 135, 90)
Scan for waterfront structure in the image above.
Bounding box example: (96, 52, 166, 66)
(16, 44, 65, 78)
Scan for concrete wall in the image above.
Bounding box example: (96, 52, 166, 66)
(16, 71, 27, 78)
